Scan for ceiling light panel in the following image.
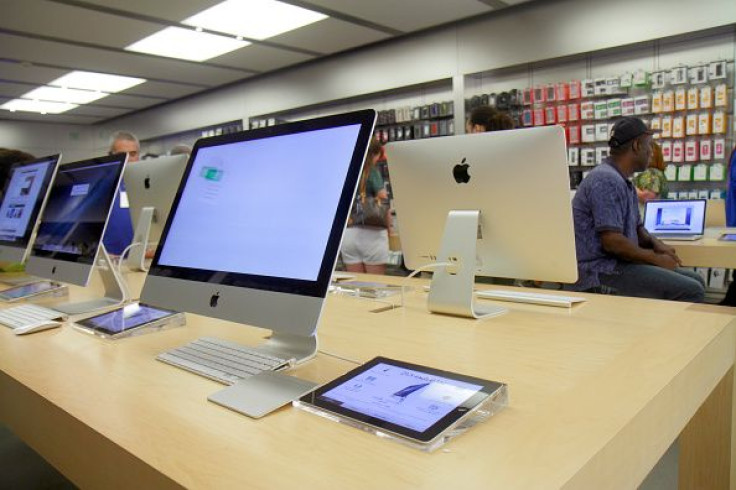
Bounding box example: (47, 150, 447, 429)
(183, 0, 328, 40)
(1, 99, 77, 114)
(125, 26, 250, 62)
(22, 86, 107, 104)
(50, 71, 146, 93)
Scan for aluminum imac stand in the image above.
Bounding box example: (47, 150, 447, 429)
(126, 206, 154, 272)
(427, 210, 507, 319)
(53, 244, 130, 315)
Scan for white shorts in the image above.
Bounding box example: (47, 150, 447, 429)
(340, 227, 389, 265)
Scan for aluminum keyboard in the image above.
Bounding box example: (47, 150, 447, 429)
(157, 337, 290, 385)
(0, 304, 67, 329)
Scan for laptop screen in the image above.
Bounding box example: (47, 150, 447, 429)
(643, 199, 706, 235)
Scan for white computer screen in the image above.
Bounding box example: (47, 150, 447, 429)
(0, 158, 56, 243)
(643, 200, 706, 235)
(158, 125, 362, 281)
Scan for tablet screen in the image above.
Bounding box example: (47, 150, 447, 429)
(0, 281, 57, 300)
(77, 302, 178, 335)
(300, 357, 504, 442)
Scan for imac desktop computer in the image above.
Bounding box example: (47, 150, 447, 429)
(0, 154, 61, 265)
(25, 153, 129, 314)
(141, 110, 376, 394)
(387, 126, 578, 319)
(123, 154, 188, 271)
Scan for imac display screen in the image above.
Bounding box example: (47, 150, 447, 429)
(32, 155, 126, 263)
(150, 110, 376, 297)
(0, 155, 59, 247)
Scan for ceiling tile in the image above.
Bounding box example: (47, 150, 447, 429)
(0, 0, 163, 48)
(0, 32, 249, 86)
(0, 111, 101, 123)
(269, 17, 390, 54)
(298, 0, 492, 31)
(0, 61, 67, 85)
(0, 81, 38, 98)
(115, 82, 203, 100)
(78, 0, 223, 23)
(66, 104, 130, 117)
(211, 44, 313, 72)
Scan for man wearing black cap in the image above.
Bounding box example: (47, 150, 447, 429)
(570, 116, 705, 302)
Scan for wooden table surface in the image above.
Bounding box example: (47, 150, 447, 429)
(666, 227, 736, 269)
(0, 270, 734, 489)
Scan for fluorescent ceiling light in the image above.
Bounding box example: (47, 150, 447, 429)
(23, 86, 106, 104)
(125, 26, 249, 61)
(1, 99, 77, 114)
(183, 0, 327, 40)
(50, 71, 146, 93)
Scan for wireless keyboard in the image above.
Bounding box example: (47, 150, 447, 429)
(0, 304, 68, 329)
(157, 337, 291, 385)
(476, 289, 586, 308)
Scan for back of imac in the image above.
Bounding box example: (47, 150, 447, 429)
(124, 154, 188, 270)
(387, 126, 576, 317)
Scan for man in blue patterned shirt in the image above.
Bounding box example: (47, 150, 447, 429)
(570, 117, 704, 302)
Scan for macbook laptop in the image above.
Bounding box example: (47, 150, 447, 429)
(643, 199, 706, 241)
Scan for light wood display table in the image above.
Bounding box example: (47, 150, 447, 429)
(666, 227, 736, 269)
(0, 270, 734, 489)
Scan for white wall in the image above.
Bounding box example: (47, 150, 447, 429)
(2, 0, 735, 153)
(0, 119, 98, 161)
(465, 28, 736, 97)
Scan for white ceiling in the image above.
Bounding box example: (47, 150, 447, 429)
(0, 0, 535, 125)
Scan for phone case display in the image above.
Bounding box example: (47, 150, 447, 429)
(685, 140, 699, 162)
(652, 92, 663, 113)
(672, 140, 684, 162)
(568, 125, 581, 144)
(595, 123, 609, 141)
(714, 139, 727, 159)
(675, 88, 687, 111)
(713, 111, 726, 134)
(693, 163, 708, 181)
(662, 91, 675, 112)
(687, 87, 699, 110)
(513, 59, 731, 191)
(715, 84, 728, 107)
(700, 139, 712, 160)
(580, 101, 594, 120)
(568, 147, 580, 165)
(545, 106, 557, 125)
(594, 101, 607, 119)
(672, 116, 684, 138)
(375, 100, 455, 142)
(685, 114, 698, 136)
(556, 104, 568, 123)
(661, 141, 672, 162)
(581, 124, 596, 143)
(661, 115, 673, 138)
(700, 86, 713, 108)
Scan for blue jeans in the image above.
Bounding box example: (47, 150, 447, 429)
(599, 264, 705, 303)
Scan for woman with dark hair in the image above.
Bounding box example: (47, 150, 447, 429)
(465, 105, 515, 133)
(340, 139, 391, 274)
